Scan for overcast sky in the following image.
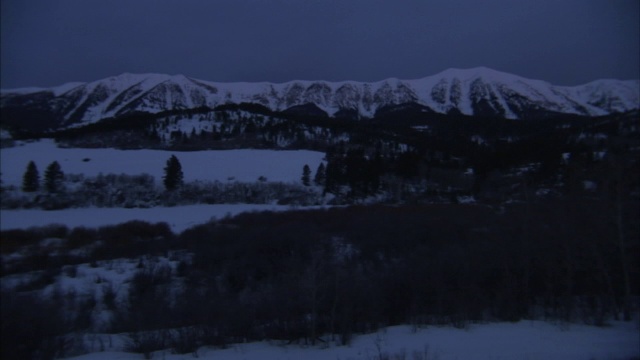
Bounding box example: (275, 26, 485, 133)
(1, 0, 638, 88)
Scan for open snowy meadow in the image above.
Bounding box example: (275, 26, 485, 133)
(0, 139, 326, 230)
(0, 139, 326, 186)
(65, 321, 640, 360)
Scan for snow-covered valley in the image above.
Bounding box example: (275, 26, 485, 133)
(0, 139, 325, 186)
(1, 124, 639, 360)
(0, 139, 327, 228)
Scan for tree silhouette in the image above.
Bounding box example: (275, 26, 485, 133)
(22, 161, 40, 192)
(314, 163, 326, 186)
(44, 161, 64, 193)
(302, 164, 312, 186)
(163, 155, 184, 191)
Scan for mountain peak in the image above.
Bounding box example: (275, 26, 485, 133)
(2, 68, 638, 129)
(431, 67, 528, 83)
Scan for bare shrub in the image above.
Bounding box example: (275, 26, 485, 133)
(102, 283, 118, 311)
(14, 268, 60, 292)
(124, 330, 168, 359)
(170, 326, 201, 355)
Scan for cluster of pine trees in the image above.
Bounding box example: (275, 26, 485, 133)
(301, 163, 326, 187)
(21, 161, 64, 193)
(5, 155, 321, 209)
(323, 147, 382, 197)
(19, 155, 184, 196)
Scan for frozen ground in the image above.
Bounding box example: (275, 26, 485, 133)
(66, 321, 639, 360)
(0, 204, 325, 232)
(0, 139, 325, 186)
(1, 139, 326, 231)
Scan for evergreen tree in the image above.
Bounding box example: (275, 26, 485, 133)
(314, 163, 326, 186)
(345, 149, 367, 196)
(163, 155, 184, 191)
(324, 154, 345, 195)
(44, 161, 64, 193)
(364, 152, 383, 195)
(301, 164, 312, 186)
(22, 161, 40, 192)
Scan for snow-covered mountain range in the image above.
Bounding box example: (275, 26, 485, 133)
(1, 67, 638, 129)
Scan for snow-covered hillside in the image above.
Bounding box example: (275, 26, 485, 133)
(2, 67, 638, 128)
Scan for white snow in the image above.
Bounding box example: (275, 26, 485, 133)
(3, 68, 637, 124)
(594, 151, 607, 160)
(0, 139, 325, 186)
(64, 321, 639, 360)
(51, 82, 86, 96)
(470, 135, 486, 145)
(411, 125, 430, 132)
(0, 140, 326, 231)
(456, 195, 476, 204)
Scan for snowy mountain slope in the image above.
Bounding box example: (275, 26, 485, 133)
(1, 68, 638, 129)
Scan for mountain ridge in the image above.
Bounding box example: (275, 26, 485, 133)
(1, 67, 638, 130)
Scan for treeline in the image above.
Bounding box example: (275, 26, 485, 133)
(1, 221, 175, 276)
(174, 201, 639, 338)
(2, 200, 638, 358)
(1, 172, 320, 210)
(52, 108, 369, 152)
(4, 106, 639, 210)
(31, 107, 640, 206)
(318, 110, 640, 204)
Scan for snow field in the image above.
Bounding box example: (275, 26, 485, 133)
(0, 139, 325, 186)
(64, 321, 639, 360)
(1, 139, 327, 231)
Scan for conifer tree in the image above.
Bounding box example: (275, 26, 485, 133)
(163, 155, 184, 191)
(44, 161, 64, 193)
(314, 163, 326, 186)
(22, 161, 40, 192)
(324, 157, 344, 195)
(302, 164, 312, 186)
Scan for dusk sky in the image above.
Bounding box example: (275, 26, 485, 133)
(1, 0, 638, 89)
